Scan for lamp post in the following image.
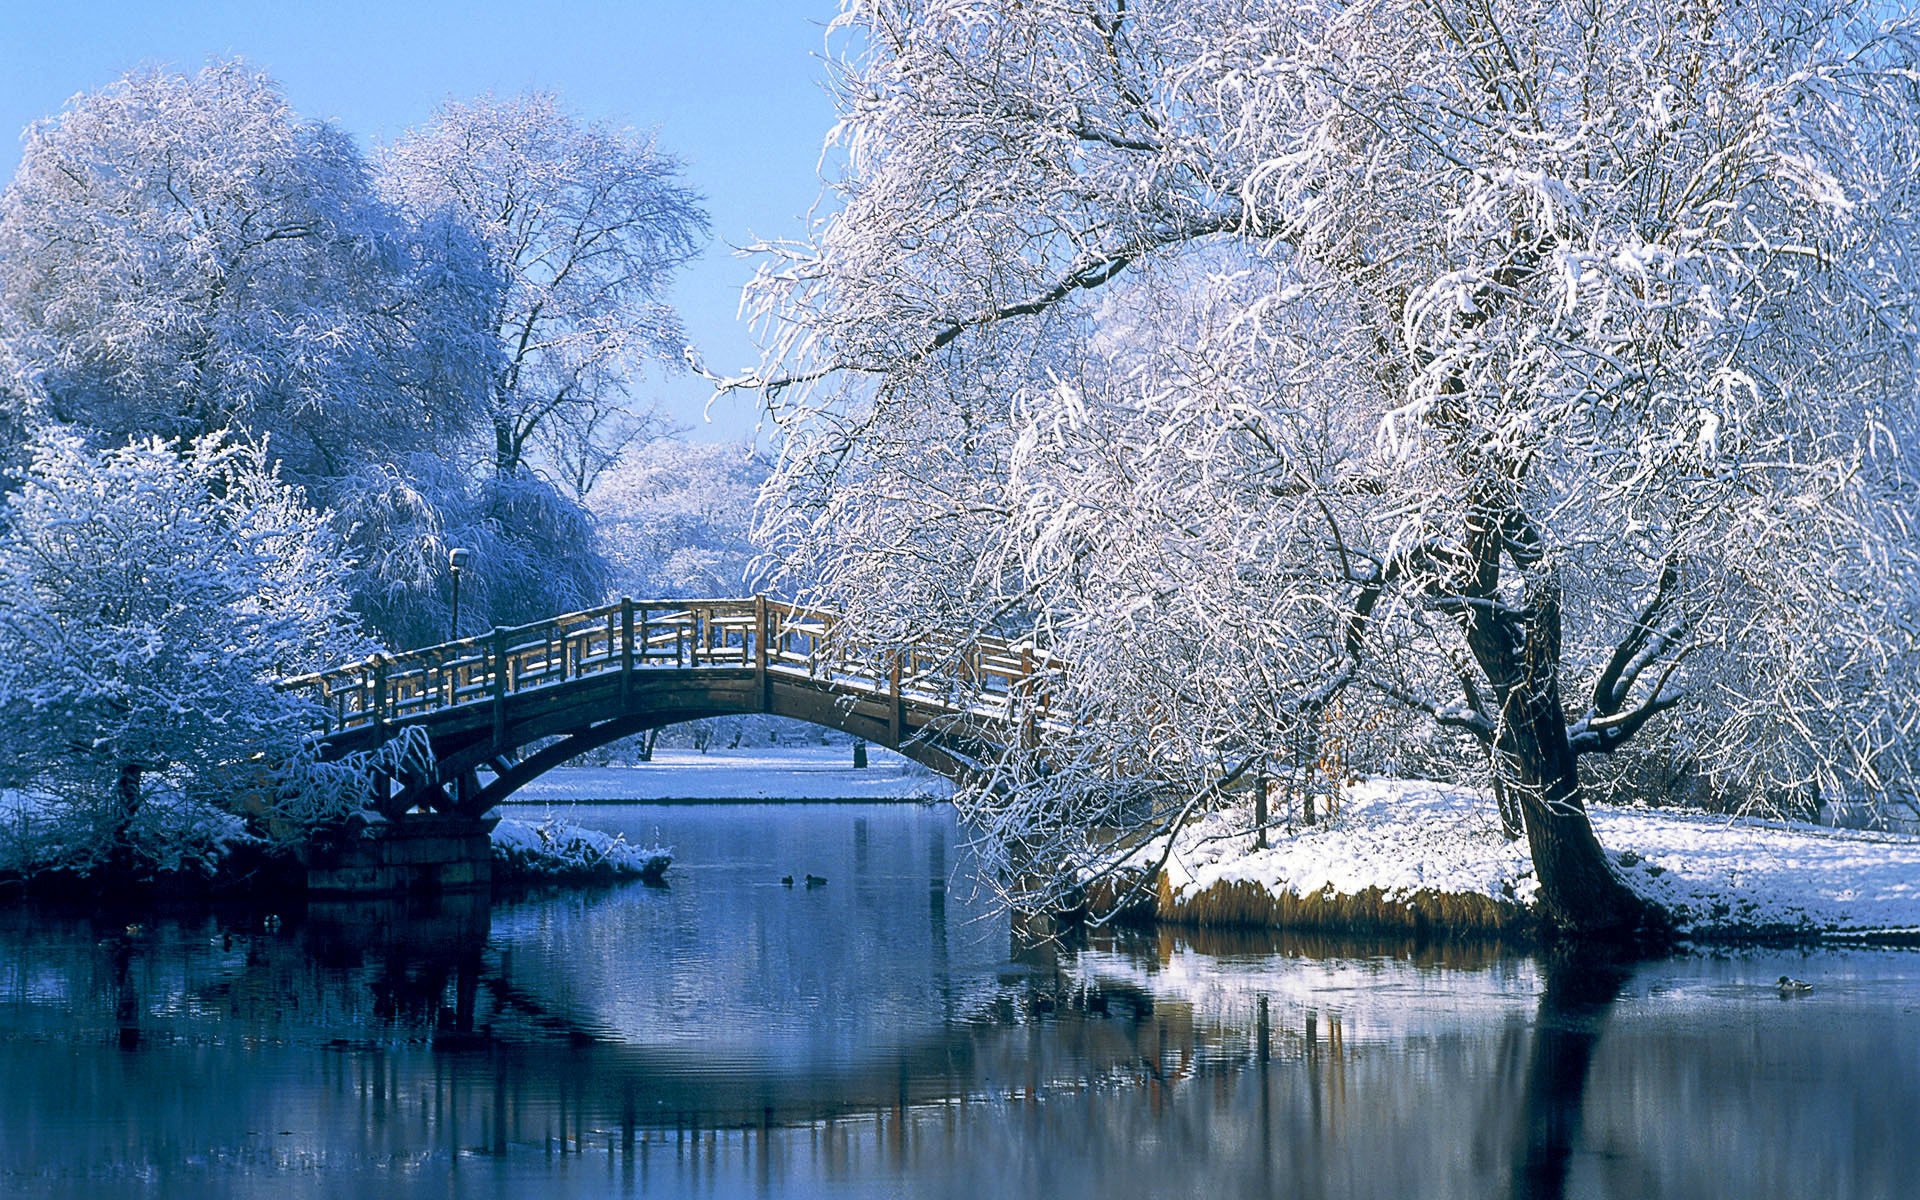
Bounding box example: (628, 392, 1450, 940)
(448, 547, 471, 642)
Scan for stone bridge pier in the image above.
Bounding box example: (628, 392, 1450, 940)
(306, 814, 499, 897)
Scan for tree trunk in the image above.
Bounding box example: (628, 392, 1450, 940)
(493, 416, 520, 475)
(104, 762, 144, 880)
(1458, 507, 1655, 938)
(1500, 714, 1647, 936)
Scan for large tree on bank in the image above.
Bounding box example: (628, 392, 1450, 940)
(737, 0, 1920, 934)
(0, 431, 371, 878)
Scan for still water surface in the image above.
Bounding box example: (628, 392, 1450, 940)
(1, 801, 1915, 1199)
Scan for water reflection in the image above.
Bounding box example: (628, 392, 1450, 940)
(1508, 948, 1630, 1200)
(0, 803, 1915, 1199)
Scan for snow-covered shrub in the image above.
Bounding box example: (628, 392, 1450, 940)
(491, 812, 670, 884)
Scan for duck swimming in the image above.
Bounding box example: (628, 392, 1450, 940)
(1777, 975, 1813, 994)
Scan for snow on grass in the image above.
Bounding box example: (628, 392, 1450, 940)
(509, 746, 953, 803)
(1147, 779, 1920, 940)
(1594, 805, 1920, 938)
(491, 813, 671, 884)
(1151, 779, 1538, 909)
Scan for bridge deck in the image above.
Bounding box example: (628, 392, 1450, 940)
(283, 596, 1050, 744)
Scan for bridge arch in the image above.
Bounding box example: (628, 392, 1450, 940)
(284, 598, 1038, 817)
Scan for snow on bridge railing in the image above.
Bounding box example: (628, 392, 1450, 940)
(279, 595, 1056, 737)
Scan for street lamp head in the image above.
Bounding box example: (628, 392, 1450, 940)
(449, 546, 472, 573)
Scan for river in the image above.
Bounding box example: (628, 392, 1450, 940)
(1, 800, 1914, 1198)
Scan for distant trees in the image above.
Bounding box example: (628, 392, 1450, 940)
(591, 439, 770, 599)
(740, 0, 1920, 933)
(0, 63, 709, 648)
(382, 92, 708, 482)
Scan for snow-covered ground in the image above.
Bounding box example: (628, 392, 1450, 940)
(507, 745, 954, 804)
(1150, 779, 1920, 940)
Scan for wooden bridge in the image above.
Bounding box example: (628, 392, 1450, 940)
(283, 596, 1047, 821)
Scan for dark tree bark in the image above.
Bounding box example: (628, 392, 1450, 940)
(1454, 503, 1654, 938)
(493, 415, 521, 476)
(104, 761, 145, 880)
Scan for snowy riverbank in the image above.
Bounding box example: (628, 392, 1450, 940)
(1145, 779, 1920, 942)
(507, 746, 953, 804)
(491, 814, 671, 884)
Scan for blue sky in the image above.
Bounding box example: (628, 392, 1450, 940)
(0, 0, 846, 442)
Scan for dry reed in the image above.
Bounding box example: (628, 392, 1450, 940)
(1156, 875, 1533, 939)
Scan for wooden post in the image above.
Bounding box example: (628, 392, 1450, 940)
(888, 653, 904, 747)
(371, 654, 388, 731)
(1255, 773, 1269, 850)
(490, 627, 509, 751)
(754, 595, 770, 709)
(620, 598, 635, 710)
(1020, 646, 1036, 749)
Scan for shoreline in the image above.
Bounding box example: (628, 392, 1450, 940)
(10, 756, 1918, 950)
(1126, 778, 1920, 948)
(500, 795, 942, 806)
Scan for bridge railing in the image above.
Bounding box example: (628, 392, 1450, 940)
(282, 595, 1052, 737)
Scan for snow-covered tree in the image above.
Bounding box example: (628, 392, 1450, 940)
(0, 60, 495, 495)
(0, 63, 645, 649)
(0, 430, 372, 880)
(329, 453, 610, 645)
(739, 0, 1920, 934)
(0, 60, 527, 650)
(591, 439, 772, 598)
(382, 92, 709, 480)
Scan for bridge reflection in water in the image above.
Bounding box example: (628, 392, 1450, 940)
(1, 803, 1915, 1199)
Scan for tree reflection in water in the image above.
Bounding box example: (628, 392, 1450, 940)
(0, 805, 1915, 1198)
(1508, 946, 1630, 1200)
